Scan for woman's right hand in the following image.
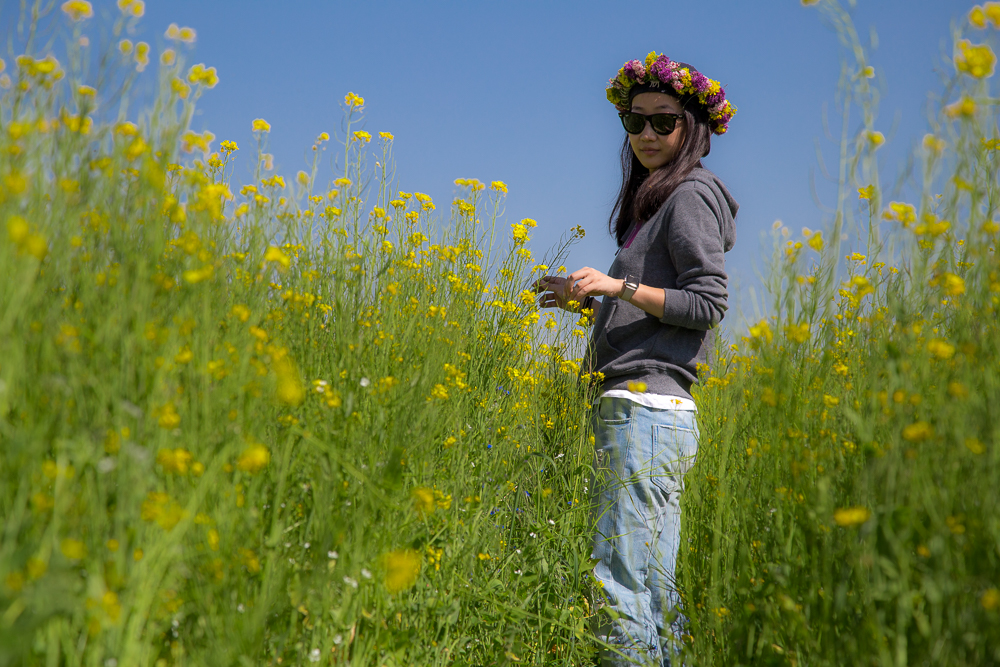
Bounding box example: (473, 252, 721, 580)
(533, 275, 578, 311)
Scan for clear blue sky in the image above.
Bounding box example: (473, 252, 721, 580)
(30, 0, 973, 328)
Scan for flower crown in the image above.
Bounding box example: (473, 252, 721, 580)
(606, 52, 736, 135)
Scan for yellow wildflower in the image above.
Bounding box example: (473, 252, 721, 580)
(858, 184, 875, 200)
(955, 40, 996, 78)
(187, 63, 219, 88)
(353, 130, 372, 143)
(833, 507, 870, 527)
(383, 549, 421, 593)
(945, 96, 977, 118)
(264, 246, 291, 268)
(344, 92, 365, 107)
(902, 421, 933, 442)
(61, 1, 93, 21)
(236, 443, 270, 473)
(379, 131, 394, 140)
(156, 448, 193, 474)
(412, 487, 435, 516)
(491, 180, 508, 194)
(60, 537, 87, 560)
(866, 131, 885, 148)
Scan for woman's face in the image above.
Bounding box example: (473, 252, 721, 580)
(628, 92, 686, 172)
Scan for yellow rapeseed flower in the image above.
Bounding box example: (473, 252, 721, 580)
(379, 131, 394, 140)
(927, 339, 956, 359)
(412, 487, 435, 516)
(156, 448, 193, 474)
(236, 443, 270, 473)
(117, 0, 144, 16)
(353, 130, 372, 143)
(971, 4, 987, 27)
(955, 40, 996, 78)
(344, 92, 365, 107)
(833, 506, 870, 527)
(866, 131, 885, 148)
(264, 246, 290, 268)
(383, 549, 421, 593)
(945, 96, 977, 118)
(187, 63, 219, 88)
(60, 537, 87, 560)
(491, 180, 508, 194)
(858, 184, 875, 200)
(983, 588, 1000, 611)
(61, 1, 93, 21)
(902, 421, 933, 442)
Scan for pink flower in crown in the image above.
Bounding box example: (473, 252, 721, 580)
(622, 59, 646, 81)
(671, 80, 685, 92)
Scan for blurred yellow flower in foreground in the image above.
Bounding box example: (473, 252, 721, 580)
(237, 443, 270, 473)
(264, 246, 290, 268)
(61, 1, 93, 21)
(858, 184, 875, 200)
(955, 40, 996, 78)
(157, 448, 193, 474)
(187, 63, 219, 88)
(61, 538, 87, 560)
(383, 549, 421, 594)
(983, 588, 1000, 611)
(833, 507, 870, 527)
(902, 421, 933, 442)
(117, 0, 144, 17)
(166, 23, 197, 43)
(413, 487, 435, 516)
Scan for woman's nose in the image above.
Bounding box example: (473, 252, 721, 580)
(639, 121, 657, 139)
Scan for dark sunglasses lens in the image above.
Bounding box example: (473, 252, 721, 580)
(620, 113, 646, 134)
(651, 114, 677, 134)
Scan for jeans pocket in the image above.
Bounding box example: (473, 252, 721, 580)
(597, 396, 631, 426)
(650, 421, 699, 496)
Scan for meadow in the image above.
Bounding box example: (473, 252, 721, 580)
(0, 0, 997, 666)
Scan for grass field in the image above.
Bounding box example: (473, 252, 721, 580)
(1, 1, 998, 665)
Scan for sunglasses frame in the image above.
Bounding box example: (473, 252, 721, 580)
(618, 111, 684, 136)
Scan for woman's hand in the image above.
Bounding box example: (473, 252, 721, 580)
(533, 268, 621, 311)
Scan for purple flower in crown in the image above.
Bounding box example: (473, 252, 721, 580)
(691, 72, 711, 94)
(649, 57, 674, 84)
(705, 90, 725, 107)
(622, 60, 646, 81)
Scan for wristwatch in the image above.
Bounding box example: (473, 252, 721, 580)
(619, 274, 639, 302)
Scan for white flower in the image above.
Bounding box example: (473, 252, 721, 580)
(343, 576, 358, 589)
(361, 568, 372, 579)
(333, 634, 343, 645)
(309, 648, 321, 663)
(303, 542, 310, 549)
(237, 603, 245, 613)
(360, 377, 370, 387)
(548, 519, 555, 526)
(529, 532, 537, 538)
(328, 550, 338, 559)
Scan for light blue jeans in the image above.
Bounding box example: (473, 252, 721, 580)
(590, 396, 699, 667)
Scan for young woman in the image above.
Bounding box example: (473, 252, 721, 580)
(536, 54, 738, 666)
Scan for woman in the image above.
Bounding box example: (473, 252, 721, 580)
(536, 53, 738, 666)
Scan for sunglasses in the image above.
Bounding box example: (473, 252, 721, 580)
(618, 111, 684, 136)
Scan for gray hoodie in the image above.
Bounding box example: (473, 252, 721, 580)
(585, 167, 738, 401)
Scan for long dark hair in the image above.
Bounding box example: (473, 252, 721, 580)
(609, 89, 713, 247)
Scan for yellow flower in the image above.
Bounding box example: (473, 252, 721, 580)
(983, 588, 1000, 611)
(833, 507, 870, 528)
(902, 421, 933, 442)
(166, 24, 197, 43)
(922, 135, 946, 153)
(236, 443, 270, 473)
(119, 39, 133, 55)
(955, 39, 996, 78)
(626, 381, 647, 393)
(187, 63, 219, 88)
(264, 246, 290, 268)
(938, 272, 965, 296)
(927, 339, 956, 359)
(882, 202, 917, 227)
(749, 319, 773, 344)
(60, 537, 87, 560)
(117, 0, 144, 16)
(344, 92, 365, 107)
(807, 231, 824, 252)
(334, 177, 352, 187)
(274, 356, 305, 406)
(785, 322, 810, 343)
(966, 438, 986, 455)
(491, 180, 508, 194)
(156, 448, 193, 474)
(971, 4, 987, 27)
(857, 184, 875, 200)
(822, 395, 840, 407)
(945, 96, 977, 118)
(412, 487, 435, 516)
(61, 1, 93, 21)
(866, 131, 885, 148)
(987, 1, 1000, 27)
(353, 130, 372, 143)
(383, 549, 421, 593)
(379, 131, 394, 140)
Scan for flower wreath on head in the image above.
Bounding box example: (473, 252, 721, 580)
(606, 51, 736, 136)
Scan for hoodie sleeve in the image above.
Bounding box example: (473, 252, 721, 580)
(658, 182, 729, 330)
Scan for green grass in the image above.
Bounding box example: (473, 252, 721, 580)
(2, 1, 999, 666)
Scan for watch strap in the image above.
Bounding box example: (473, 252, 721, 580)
(619, 274, 639, 302)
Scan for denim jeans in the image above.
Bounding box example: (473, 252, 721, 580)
(590, 396, 699, 667)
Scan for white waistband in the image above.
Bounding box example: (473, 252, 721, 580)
(596, 389, 697, 411)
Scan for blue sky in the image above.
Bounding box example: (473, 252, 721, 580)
(25, 0, 972, 328)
